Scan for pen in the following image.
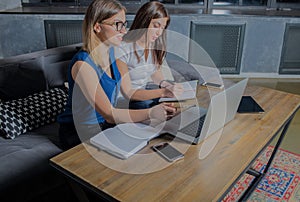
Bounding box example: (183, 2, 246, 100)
(166, 80, 175, 85)
(180, 104, 196, 109)
(172, 102, 196, 109)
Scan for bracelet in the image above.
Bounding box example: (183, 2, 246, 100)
(159, 80, 165, 88)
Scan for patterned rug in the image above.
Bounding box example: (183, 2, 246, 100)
(223, 146, 300, 202)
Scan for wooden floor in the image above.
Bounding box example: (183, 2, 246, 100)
(247, 78, 300, 155)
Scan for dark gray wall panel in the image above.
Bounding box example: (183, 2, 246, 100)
(280, 23, 300, 74)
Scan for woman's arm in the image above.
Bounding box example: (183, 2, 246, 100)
(151, 67, 165, 85)
(72, 61, 175, 124)
(151, 69, 174, 89)
(152, 66, 184, 96)
(116, 59, 173, 100)
(151, 62, 176, 88)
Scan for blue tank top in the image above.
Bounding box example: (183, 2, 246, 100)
(57, 48, 121, 125)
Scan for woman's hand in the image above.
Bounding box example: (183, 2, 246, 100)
(161, 82, 184, 98)
(149, 103, 177, 126)
(159, 80, 173, 89)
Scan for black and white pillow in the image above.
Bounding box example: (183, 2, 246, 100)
(0, 88, 67, 139)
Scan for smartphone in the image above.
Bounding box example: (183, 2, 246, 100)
(152, 142, 184, 162)
(201, 82, 224, 89)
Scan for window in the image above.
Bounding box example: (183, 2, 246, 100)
(153, 0, 204, 4)
(21, 0, 146, 6)
(21, 0, 77, 6)
(213, 0, 267, 6)
(269, 0, 300, 9)
(22, 0, 297, 9)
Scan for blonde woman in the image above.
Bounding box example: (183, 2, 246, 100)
(58, 0, 176, 150)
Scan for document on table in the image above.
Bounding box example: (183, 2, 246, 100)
(90, 123, 161, 159)
(158, 80, 198, 102)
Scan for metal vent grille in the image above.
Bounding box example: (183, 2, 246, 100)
(279, 24, 300, 74)
(189, 22, 245, 74)
(44, 20, 83, 49)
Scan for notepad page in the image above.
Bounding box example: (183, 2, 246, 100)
(115, 122, 161, 140)
(90, 127, 148, 159)
(158, 80, 198, 102)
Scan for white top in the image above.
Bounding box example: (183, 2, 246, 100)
(117, 42, 157, 89)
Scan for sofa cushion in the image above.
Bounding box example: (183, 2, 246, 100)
(0, 134, 63, 201)
(0, 88, 67, 139)
(41, 52, 74, 88)
(0, 58, 47, 101)
(43, 60, 70, 88)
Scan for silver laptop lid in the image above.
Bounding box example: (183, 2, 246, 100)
(198, 78, 249, 142)
(163, 79, 248, 144)
(164, 78, 248, 144)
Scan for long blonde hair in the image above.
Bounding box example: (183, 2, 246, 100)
(82, 0, 125, 65)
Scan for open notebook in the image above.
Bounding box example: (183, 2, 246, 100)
(158, 80, 198, 102)
(90, 123, 161, 159)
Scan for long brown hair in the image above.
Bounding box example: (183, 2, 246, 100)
(123, 1, 170, 67)
(82, 0, 126, 65)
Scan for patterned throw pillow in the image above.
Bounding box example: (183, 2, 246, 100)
(0, 88, 67, 139)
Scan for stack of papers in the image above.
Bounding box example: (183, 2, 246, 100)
(90, 123, 161, 159)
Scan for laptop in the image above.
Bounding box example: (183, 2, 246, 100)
(163, 78, 248, 144)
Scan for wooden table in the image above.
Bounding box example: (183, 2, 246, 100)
(50, 84, 300, 202)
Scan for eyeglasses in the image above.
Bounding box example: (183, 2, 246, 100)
(101, 20, 128, 31)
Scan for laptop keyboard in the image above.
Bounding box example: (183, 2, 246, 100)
(178, 115, 206, 138)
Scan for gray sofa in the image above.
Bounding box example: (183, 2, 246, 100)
(0, 44, 80, 202)
(0, 43, 203, 202)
